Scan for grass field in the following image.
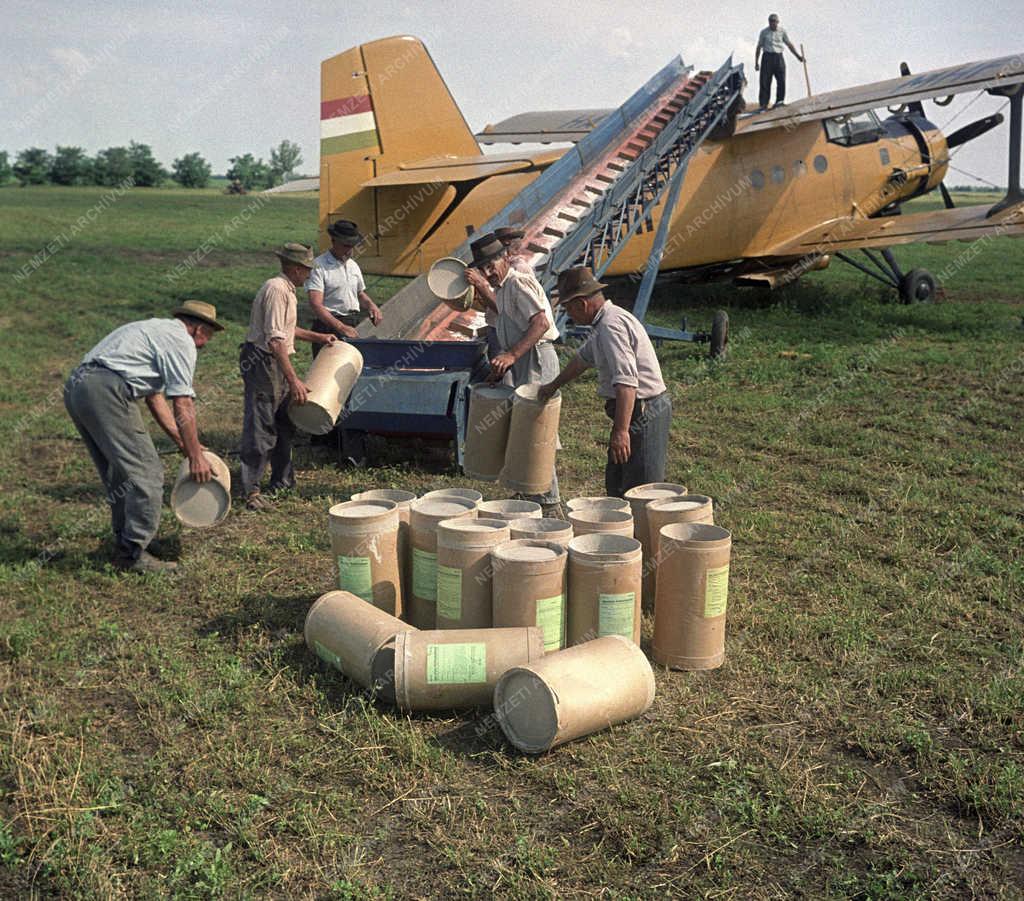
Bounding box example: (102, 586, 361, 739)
(0, 185, 1022, 898)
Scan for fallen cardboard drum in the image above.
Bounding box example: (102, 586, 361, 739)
(646, 494, 715, 562)
(421, 488, 483, 508)
(493, 635, 656, 754)
(351, 489, 416, 602)
(288, 341, 363, 435)
(394, 626, 545, 710)
(304, 590, 414, 690)
(436, 518, 510, 629)
(499, 385, 561, 495)
(568, 508, 634, 538)
(408, 498, 478, 629)
(478, 499, 542, 522)
(464, 385, 516, 481)
(509, 517, 573, 548)
(170, 450, 231, 527)
(492, 539, 567, 652)
(565, 496, 630, 513)
(328, 499, 402, 617)
(567, 533, 643, 645)
(624, 482, 687, 610)
(652, 523, 732, 671)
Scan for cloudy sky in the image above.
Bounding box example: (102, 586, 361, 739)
(4, 0, 1020, 185)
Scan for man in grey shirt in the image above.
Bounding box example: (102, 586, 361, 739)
(754, 13, 804, 111)
(539, 268, 671, 498)
(63, 301, 222, 572)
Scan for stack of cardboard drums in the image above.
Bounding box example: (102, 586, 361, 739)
(307, 482, 731, 754)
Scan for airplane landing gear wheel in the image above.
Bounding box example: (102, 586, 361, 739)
(899, 268, 936, 304)
(709, 310, 729, 359)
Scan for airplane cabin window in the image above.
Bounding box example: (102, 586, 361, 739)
(824, 110, 882, 147)
(750, 169, 766, 189)
(771, 165, 785, 184)
(813, 154, 829, 173)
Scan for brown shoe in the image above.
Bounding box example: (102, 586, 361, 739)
(117, 550, 179, 574)
(541, 502, 566, 520)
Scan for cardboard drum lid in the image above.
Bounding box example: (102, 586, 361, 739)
(171, 450, 231, 528)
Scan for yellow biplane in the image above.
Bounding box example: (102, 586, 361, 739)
(318, 36, 1024, 342)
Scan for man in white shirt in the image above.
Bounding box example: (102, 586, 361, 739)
(64, 301, 223, 572)
(754, 13, 804, 111)
(466, 233, 562, 514)
(306, 219, 382, 351)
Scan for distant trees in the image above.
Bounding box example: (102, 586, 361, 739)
(171, 152, 212, 188)
(92, 146, 134, 186)
(269, 140, 303, 185)
(13, 148, 53, 185)
(0, 152, 11, 185)
(49, 146, 93, 185)
(226, 153, 271, 191)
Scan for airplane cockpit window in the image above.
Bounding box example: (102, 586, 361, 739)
(824, 110, 882, 147)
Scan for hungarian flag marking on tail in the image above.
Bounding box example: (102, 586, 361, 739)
(320, 94, 379, 156)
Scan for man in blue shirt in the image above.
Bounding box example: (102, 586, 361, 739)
(64, 301, 222, 572)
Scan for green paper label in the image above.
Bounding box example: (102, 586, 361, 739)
(426, 642, 488, 684)
(535, 594, 565, 652)
(599, 592, 636, 638)
(437, 565, 463, 621)
(412, 548, 437, 600)
(313, 640, 342, 671)
(704, 564, 729, 617)
(337, 555, 372, 601)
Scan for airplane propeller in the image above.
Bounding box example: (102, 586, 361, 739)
(891, 63, 1005, 209)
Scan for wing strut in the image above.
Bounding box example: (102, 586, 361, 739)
(989, 86, 1023, 218)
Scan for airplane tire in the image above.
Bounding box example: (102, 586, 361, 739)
(709, 310, 729, 359)
(899, 268, 937, 304)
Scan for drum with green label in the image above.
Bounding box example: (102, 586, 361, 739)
(492, 539, 568, 653)
(328, 499, 402, 617)
(652, 523, 732, 671)
(436, 518, 510, 629)
(393, 627, 544, 710)
(567, 533, 642, 646)
(408, 498, 477, 629)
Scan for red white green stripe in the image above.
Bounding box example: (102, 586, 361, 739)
(320, 93, 379, 156)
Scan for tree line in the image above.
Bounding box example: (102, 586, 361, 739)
(0, 140, 304, 191)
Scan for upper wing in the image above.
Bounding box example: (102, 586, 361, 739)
(736, 54, 1024, 135)
(361, 148, 565, 188)
(475, 109, 614, 144)
(763, 201, 1024, 258)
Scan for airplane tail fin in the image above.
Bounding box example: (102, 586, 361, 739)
(319, 36, 479, 249)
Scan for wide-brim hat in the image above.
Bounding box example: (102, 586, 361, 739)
(554, 266, 608, 305)
(495, 226, 525, 242)
(173, 299, 224, 331)
(327, 219, 364, 244)
(274, 242, 316, 268)
(467, 233, 506, 269)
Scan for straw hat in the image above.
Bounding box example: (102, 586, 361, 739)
(172, 300, 224, 331)
(274, 242, 316, 268)
(554, 266, 607, 305)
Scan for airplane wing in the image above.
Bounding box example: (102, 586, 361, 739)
(763, 200, 1024, 258)
(475, 109, 614, 144)
(361, 148, 564, 188)
(736, 54, 1024, 135)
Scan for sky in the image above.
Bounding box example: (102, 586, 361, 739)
(3, 0, 1020, 186)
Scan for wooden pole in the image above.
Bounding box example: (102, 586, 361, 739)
(801, 43, 812, 96)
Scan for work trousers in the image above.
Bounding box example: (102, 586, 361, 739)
(603, 391, 672, 499)
(759, 52, 786, 107)
(63, 364, 164, 559)
(511, 341, 560, 505)
(239, 342, 295, 496)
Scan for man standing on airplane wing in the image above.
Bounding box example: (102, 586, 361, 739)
(755, 13, 804, 111)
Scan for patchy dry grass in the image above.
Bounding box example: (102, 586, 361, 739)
(0, 187, 1022, 897)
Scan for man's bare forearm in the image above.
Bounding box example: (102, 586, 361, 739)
(268, 338, 301, 384)
(508, 314, 549, 361)
(171, 396, 204, 459)
(549, 355, 588, 393)
(145, 393, 184, 448)
(613, 385, 636, 433)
